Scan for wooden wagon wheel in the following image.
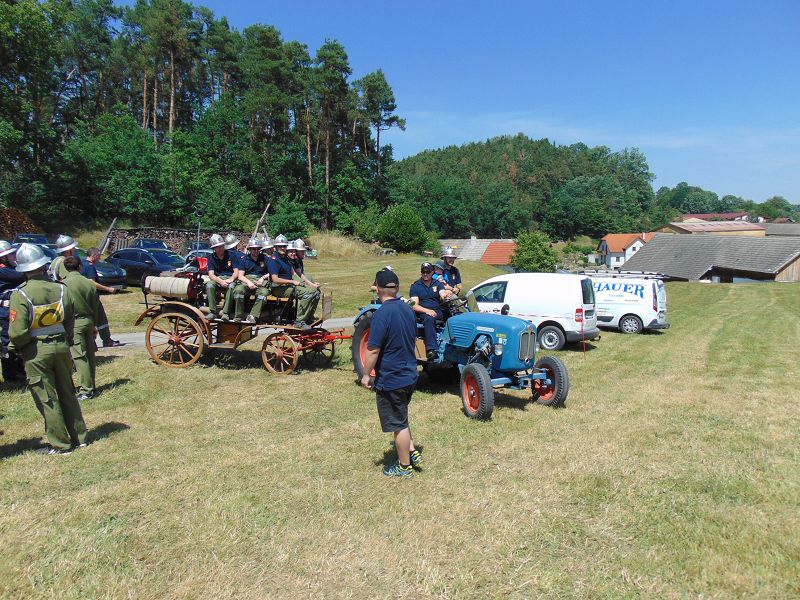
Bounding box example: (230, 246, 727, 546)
(261, 331, 299, 375)
(301, 329, 336, 368)
(145, 312, 205, 367)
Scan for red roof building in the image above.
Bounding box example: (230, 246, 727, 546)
(480, 241, 517, 266)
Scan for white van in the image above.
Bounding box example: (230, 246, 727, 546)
(469, 273, 600, 351)
(588, 274, 669, 334)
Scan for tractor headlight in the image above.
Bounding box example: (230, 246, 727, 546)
(493, 343, 504, 356)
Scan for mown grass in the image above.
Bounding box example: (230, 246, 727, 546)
(102, 250, 505, 332)
(1, 282, 799, 598)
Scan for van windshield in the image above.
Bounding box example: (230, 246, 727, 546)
(581, 278, 595, 305)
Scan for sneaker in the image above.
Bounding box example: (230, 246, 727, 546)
(74, 442, 89, 449)
(220, 314, 230, 322)
(410, 449, 423, 469)
(35, 446, 72, 456)
(233, 316, 242, 322)
(426, 350, 438, 362)
(383, 462, 413, 478)
(245, 315, 257, 324)
(77, 392, 94, 402)
(102, 339, 124, 348)
(293, 321, 310, 331)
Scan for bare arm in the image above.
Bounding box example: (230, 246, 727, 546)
(410, 296, 437, 318)
(360, 346, 380, 388)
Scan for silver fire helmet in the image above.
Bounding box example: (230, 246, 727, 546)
(224, 233, 240, 250)
(55, 234, 78, 253)
(15, 243, 50, 273)
(209, 234, 225, 248)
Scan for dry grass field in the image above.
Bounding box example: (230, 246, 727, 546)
(1, 272, 799, 598)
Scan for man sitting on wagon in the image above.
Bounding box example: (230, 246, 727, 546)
(234, 237, 270, 324)
(287, 240, 317, 288)
(409, 262, 446, 362)
(267, 234, 320, 330)
(206, 234, 239, 319)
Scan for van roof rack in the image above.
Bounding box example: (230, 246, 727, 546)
(576, 269, 668, 279)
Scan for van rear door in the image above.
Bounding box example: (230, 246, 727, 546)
(655, 280, 668, 324)
(580, 277, 597, 327)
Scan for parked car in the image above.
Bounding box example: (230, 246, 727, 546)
(584, 272, 669, 334)
(73, 249, 127, 290)
(13, 233, 50, 245)
(131, 238, 170, 251)
(469, 273, 600, 351)
(106, 248, 185, 286)
(182, 240, 211, 254)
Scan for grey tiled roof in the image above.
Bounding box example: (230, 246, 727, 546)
(622, 233, 800, 280)
(763, 223, 800, 237)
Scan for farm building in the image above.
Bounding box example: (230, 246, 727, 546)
(680, 211, 749, 221)
(597, 233, 654, 268)
(622, 233, 800, 282)
(438, 237, 515, 261)
(763, 223, 800, 238)
(657, 221, 766, 236)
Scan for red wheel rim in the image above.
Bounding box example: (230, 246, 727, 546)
(462, 373, 480, 413)
(358, 326, 376, 377)
(535, 366, 555, 401)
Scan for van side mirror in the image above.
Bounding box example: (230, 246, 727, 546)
(501, 304, 510, 315)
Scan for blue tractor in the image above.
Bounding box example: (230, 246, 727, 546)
(351, 293, 569, 419)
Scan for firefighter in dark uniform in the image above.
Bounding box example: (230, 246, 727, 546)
(234, 237, 269, 323)
(409, 262, 444, 362)
(10, 243, 88, 454)
(441, 246, 462, 295)
(206, 234, 239, 318)
(0, 240, 26, 383)
(268, 235, 320, 329)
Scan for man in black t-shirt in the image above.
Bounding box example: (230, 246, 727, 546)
(361, 268, 422, 477)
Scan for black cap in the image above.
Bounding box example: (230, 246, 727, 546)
(420, 262, 433, 272)
(375, 268, 399, 288)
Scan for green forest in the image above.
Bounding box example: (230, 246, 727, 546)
(2, 0, 797, 244)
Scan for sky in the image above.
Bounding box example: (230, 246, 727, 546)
(169, 0, 799, 202)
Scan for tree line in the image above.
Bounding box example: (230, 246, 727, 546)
(2, 1, 795, 243)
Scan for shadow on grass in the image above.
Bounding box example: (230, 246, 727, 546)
(0, 422, 130, 459)
(95, 378, 132, 396)
(95, 355, 120, 366)
(0, 436, 42, 459)
(87, 421, 130, 444)
(560, 341, 600, 353)
(202, 347, 347, 375)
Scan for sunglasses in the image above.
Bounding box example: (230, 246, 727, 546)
(421, 269, 432, 274)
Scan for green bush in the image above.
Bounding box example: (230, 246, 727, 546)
(511, 229, 558, 273)
(375, 203, 428, 252)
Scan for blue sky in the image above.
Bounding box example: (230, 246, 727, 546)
(177, 0, 799, 201)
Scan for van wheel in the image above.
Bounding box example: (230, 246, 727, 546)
(619, 314, 643, 334)
(537, 325, 565, 351)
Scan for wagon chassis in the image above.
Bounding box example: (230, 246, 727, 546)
(136, 285, 349, 375)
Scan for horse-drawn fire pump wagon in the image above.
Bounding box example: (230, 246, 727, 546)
(135, 265, 349, 374)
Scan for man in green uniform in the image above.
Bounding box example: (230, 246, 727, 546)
(47, 234, 77, 281)
(267, 235, 320, 329)
(63, 256, 99, 401)
(10, 244, 88, 455)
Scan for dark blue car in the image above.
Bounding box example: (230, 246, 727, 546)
(107, 248, 185, 286)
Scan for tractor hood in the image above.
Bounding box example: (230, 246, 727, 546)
(443, 312, 534, 350)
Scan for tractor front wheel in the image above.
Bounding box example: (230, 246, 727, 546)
(460, 363, 494, 420)
(532, 355, 569, 407)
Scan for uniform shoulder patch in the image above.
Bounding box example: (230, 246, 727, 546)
(9, 308, 16, 322)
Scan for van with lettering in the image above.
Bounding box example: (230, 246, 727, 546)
(469, 273, 600, 351)
(587, 274, 669, 334)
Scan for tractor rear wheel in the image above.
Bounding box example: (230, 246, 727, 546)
(532, 355, 569, 407)
(351, 311, 375, 382)
(460, 363, 494, 419)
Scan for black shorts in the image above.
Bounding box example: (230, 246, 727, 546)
(376, 384, 415, 433)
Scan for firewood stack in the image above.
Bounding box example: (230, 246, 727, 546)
(108, 227, 252, 254)
(0, 209, 42, 241)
